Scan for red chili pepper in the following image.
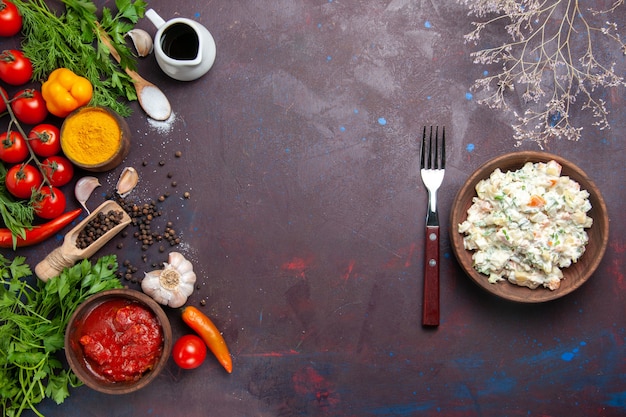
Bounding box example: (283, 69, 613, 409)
(0, 208, 82, 248)
(181, 306, 233, 373)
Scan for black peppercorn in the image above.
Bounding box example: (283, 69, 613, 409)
(75, 210, 124, 249)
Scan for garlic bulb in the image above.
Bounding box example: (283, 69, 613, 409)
(142, 252, 197, 308)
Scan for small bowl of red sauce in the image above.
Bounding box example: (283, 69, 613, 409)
(65, 289, 172, 394)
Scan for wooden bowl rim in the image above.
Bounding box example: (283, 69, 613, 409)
(64, 288, 172, 394)
(449, 151, 609, 303)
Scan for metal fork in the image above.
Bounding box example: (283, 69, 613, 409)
(420, 126, 445, 327)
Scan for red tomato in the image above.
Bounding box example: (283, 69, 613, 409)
(0, 1, 22, 37)
(11, 89, 48, 125)
(172, 334, 207, 369)
(0, 130, 28, 163)
(41, 155, 74, 187)
(5, 163, 43, 199)
(28, 124, 61, 157)
(33, 185, 66, 219)
(0, 85, 7, 113)
(0, 49, 32, 85)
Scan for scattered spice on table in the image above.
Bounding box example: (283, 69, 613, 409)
(113, 194, 182, 283)
(110, 149, 188, 283)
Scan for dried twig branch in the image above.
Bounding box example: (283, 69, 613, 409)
(458, 0, 626, 147)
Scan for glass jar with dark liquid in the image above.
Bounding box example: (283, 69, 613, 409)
(160, 23, 200, 61)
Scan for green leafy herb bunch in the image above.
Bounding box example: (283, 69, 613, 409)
(0, 254, 123, 417)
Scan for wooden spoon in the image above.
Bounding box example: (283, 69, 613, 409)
(98, 27, 172, 121)
(35, 200, 131, 281)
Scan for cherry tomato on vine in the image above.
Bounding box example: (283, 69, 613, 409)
(5, 163, 43, 199)
(0, 86, 8, 113)
(172, 334, 207, 370)
(0, 49, 32, 85)
(28, 124, 61, 157)
(11, 89, 48, 125)
(0, 1, 22, 37)
(33, 186, 66, 219)
(41, 155, 74, 187)
(0, 130, 28, 163)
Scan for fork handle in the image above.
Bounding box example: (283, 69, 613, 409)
(422, 225, 440, 326)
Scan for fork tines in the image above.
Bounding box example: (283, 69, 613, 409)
(421, 126, 445, 170)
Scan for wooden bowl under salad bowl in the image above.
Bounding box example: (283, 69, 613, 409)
(449, 151, 609, 303)
(65, 289, 172, 394)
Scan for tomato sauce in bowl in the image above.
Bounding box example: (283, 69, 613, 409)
(78, 298, 163, 382)
(65, 289, 172, 394)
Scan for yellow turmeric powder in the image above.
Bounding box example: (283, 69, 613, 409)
(61, 107, 121, 165)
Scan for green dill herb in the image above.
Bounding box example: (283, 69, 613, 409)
(0, 163, 35, 239)
(12, 0, 148, 116)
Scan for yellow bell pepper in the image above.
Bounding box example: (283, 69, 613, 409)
(41, 68, 93, 117)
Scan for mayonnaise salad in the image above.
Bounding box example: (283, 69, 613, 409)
(458, 160, 593, 290)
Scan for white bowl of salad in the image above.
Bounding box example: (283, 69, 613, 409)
(450, 151, 609, 303)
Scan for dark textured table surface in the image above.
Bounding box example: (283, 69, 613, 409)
(2, 1, 625, 416)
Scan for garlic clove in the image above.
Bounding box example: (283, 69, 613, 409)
(126, 29, 154, 57)
(168, 292, 189, 309)
(141, 270, 170, 304)
(116, 167, 139, 198)
(167, 252, 193, 274)
(178, 279, 196, 298)
(74, 176, 101, 214)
